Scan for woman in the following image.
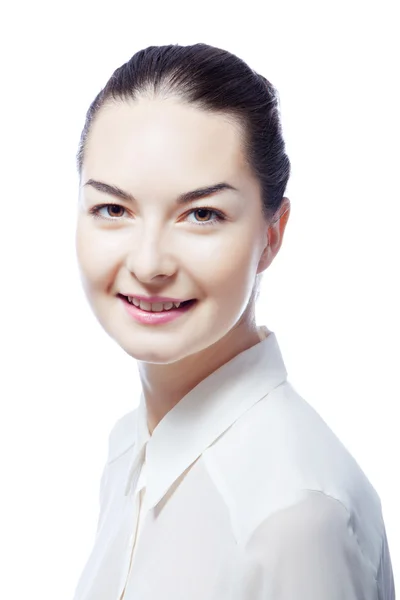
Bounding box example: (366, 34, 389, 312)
(73, 44, 395, 599)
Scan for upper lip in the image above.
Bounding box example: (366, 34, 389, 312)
(120, 293, 193, 303)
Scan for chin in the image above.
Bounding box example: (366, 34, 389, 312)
(120, 344, 190, 365)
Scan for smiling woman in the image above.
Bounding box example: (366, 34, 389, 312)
(72, 44, 395, 600)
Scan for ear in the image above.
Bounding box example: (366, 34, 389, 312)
(257, 197, 291, 274)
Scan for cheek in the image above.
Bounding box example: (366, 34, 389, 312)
(75, 223, 119, 288)
(192, 234, 258, 302)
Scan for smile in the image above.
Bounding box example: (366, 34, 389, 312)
(119, 295, 197, 325)
(124, 296, 194, 312)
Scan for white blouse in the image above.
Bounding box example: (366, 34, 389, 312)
(73, 326, 395, 600)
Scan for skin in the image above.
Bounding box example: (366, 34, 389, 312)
(76, 96, 290, 435)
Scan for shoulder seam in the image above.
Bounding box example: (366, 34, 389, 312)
(301, 488, 382, 581)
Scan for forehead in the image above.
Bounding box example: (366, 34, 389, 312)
(83, 98, 250, 189)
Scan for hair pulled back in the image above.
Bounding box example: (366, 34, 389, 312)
(77, 43, 291, 223)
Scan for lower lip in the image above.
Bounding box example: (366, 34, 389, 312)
(119, 296, 197, 325)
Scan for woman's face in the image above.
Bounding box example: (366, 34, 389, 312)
(76, 97, 283, 364)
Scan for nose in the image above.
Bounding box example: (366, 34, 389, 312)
(125, 224, 178, 282)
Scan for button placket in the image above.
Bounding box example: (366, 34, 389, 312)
(118, 448, 147, 600)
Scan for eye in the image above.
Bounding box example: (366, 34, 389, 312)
(185, 207, 226, 226)
(89, 204, 127, 220)
(88, 204, 227, 227)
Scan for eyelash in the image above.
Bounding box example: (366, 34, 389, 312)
(88, 203, 227, 227)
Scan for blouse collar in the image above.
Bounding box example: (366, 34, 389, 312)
(124, 326, 288, 509)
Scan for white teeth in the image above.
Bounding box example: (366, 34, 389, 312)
(127, 297, 181, 312)
(139, 300, 152, 311)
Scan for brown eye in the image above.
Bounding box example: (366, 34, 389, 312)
(89, 204, 128, 220)
(89, 203, 225, 227)
(185, 207, 226, 227)
(107, 205, 126, 218)
(194, 208, 212, 222)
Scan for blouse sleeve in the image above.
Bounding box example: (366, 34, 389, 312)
(242, 490, 394, 600)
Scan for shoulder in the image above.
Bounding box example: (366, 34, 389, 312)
(203, 381, 384, 556)
(249, 491, 359, 560)
(244, 489, 383, 594)
(106, 408, 138, 464)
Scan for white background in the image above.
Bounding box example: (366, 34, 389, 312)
(0, 0, 398, 597)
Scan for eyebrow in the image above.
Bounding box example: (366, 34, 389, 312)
(83, 179, 238, 205)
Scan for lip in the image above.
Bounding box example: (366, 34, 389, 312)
(119, 293, 193, 304)
(119, 295, 197, 325)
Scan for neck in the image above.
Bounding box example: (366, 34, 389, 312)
(137, 314, 269, 435)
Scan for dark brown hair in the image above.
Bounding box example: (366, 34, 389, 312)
(77, 43, 291, 223)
